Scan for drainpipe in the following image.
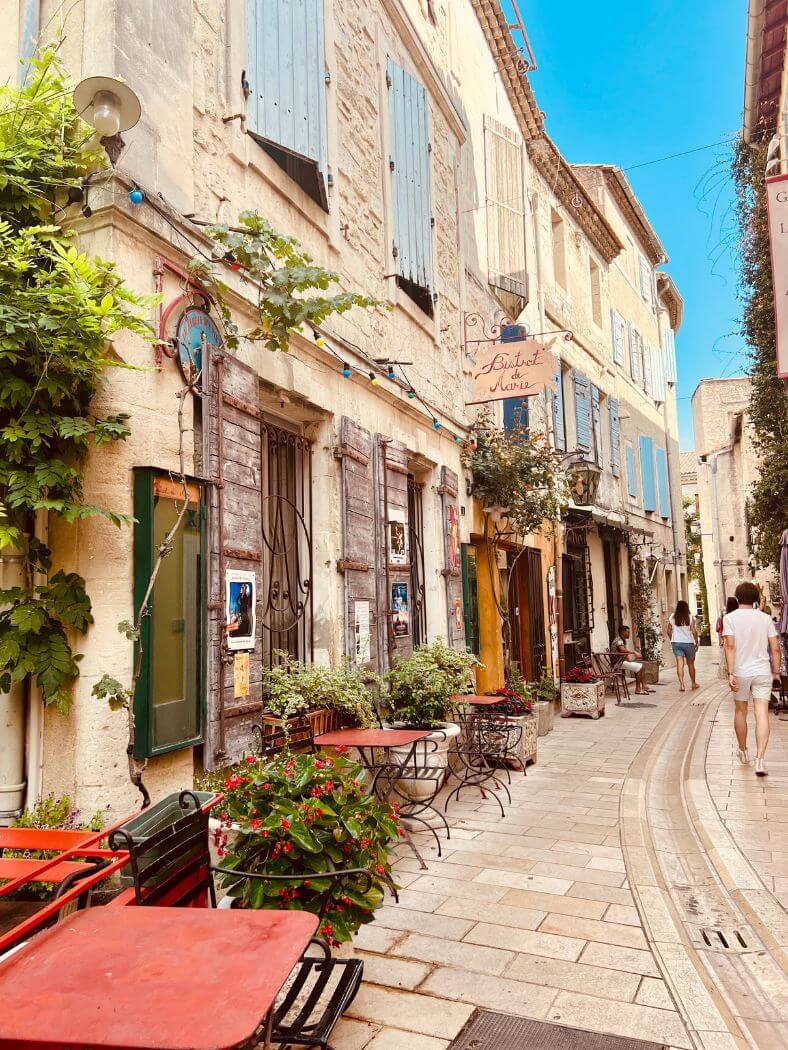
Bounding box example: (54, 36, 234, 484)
(0, 544, 27, 824)
(24, 508, 48, 811)
(531, 190, 564, 678)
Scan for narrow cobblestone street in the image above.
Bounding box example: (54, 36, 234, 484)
(333, 649, 788, 1049)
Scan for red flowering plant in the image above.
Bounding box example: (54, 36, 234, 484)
(212, 751, 399, 945)
(486, 687, 533, 716)
(563, 666, 600, 684)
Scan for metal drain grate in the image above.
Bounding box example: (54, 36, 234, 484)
(449, 1011, 668, 1050)
(698, 926, 750, 951)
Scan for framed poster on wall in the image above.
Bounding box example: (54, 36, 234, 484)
(388, 507, 409, 566)
(225, 568, 256, 651)
(391, 582, 410, 637)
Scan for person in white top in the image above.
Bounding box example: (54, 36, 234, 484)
(722, 581, 781, 777)
(665, 600, 699, 692)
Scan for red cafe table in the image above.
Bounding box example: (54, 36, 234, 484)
(0, 906, 318, 1049)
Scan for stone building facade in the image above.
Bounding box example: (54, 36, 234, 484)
(3, 0, 685, 815)
(692, 378, 777, 624)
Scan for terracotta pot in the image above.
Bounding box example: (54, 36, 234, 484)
(560, 680, 606, 719)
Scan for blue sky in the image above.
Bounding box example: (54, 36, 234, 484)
(514, 0, 746, 448)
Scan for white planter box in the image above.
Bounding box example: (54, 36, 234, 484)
(560, 680, 606, 719)
(533, 700, 554, 737)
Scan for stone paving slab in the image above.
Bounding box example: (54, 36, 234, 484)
(335, 672, 695, 1048)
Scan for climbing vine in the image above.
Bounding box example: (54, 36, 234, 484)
(683, 495, 709, 637)
(0, 53, 152, 712)
(628, 548, 662, 664)
(731, 137, 788, 574)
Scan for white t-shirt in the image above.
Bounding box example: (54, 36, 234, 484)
(669, 615, 694, 644)
(722, 608, 778, 677)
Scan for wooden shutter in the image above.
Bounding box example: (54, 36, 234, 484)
(642, 341, 652, 396)
(574, 372, 591, 453)
(484, 115, 526, 298)
(590, 385, 602, 466)
(638, 255, 651, 300)
(552, 360, 566, 451)
(662, 323, 677, 384)
(338, 418, 381, 673)
(611, 309, 624, 365)
(626, 444, 637, 498)
(655, 447, 670, 518)
(609, 398, 620, 477)
(388, 59, 433, 292)
(628, 322, 640, 382)
(245, 0, 328, 204)
(207, 351, 264, 765)
(639, 435, 656, 512)
(651, 345, 666, 402)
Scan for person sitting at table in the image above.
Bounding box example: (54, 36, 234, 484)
(611, 624, 650, 695)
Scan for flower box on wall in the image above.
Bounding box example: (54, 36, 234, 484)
(560, 680, 606, 719)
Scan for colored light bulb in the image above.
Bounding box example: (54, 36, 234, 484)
(129, 188, 143, 205)
(407, 389, 416, 399)
(433, 419, 441, 430)
(342, 364, 351, 378)
(388, 368, 396, 380)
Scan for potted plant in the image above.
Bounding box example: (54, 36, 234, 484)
(529, 671, 558, 737)
(383, 641, 478, 800)
(486, 680, 537, 766)
(640, 620, 663, 684)
(211, 750, 399, 946)
(561, 665, 605, 719)
(261, 653, 378, 736)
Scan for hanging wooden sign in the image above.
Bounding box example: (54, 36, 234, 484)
(468, 338, 556, 405)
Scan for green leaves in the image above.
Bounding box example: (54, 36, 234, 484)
(192, 210, 382, 355)
(0, 556, 92, 712)
(91, 674, 131, 712)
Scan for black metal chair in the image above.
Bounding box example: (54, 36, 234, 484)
(109, 791, 366, 1050)
(444, 710, 515, 818)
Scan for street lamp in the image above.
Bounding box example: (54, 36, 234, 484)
(562, 452, 601, 507)
(73, 76, 141, 158)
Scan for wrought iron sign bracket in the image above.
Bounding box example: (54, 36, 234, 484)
(462, 310, 574, 356)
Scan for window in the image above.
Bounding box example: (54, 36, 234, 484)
(484, 116, 526, 305)
(388, 59, 433, 315)
(261, 422, 314, 668)
(503, 398, 529, 433)
(551, 209, 566, 289)
(590, 384, 603, 467)
(552, 360, 566, 451)
(638, 254, 651, 301)
(626, 444, 638, 500)
(610, 309, 625, 365)
(574, 372, 591, 455)
(609, 398, 620, 477)
(461, 544, 480, 656)
(639, 435, 656, 512)
(655, 447, 670, 519)
(245, 0, 329, 210)
(589, 258, 602, 328)
(133, 469, 204, 758)
(408, 475, 428, 647)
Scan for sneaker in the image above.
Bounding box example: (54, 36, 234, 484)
(755, 757, 768, 777)
(737, 748, 750, 764)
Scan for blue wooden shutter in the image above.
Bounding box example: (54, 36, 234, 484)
(609, 398, 620, 477)
(590, 384, 602, 466)
(638, 255, 651, 300)
(611, 309, 624, 365)
(388, 59, 433, 292)
(628, 322, 639, 382)
(651, 345, 665, 402)
(245, 0, 328, 203)
(642, 341, 652, 396)
(655, 447, 670, 518)
(501, 325, 529, 434)
(626, 445, 637, 498)
(552, 359, 566, 451)
(662, 323, 677, 384)
(574, 372, 591, 453)
(639, 435, 656, 512)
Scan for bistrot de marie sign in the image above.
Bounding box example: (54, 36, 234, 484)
(468, 336, 557, 405)
(765, 173, 788, 379)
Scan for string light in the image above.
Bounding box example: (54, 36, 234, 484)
(407, 389, 416, 399)
(129, 187, 143, 205)
(369, 372, 380, 386)
(433, 419, 441, 430)
(387, 366, 396, 380)
(342, 363, 351, 378)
